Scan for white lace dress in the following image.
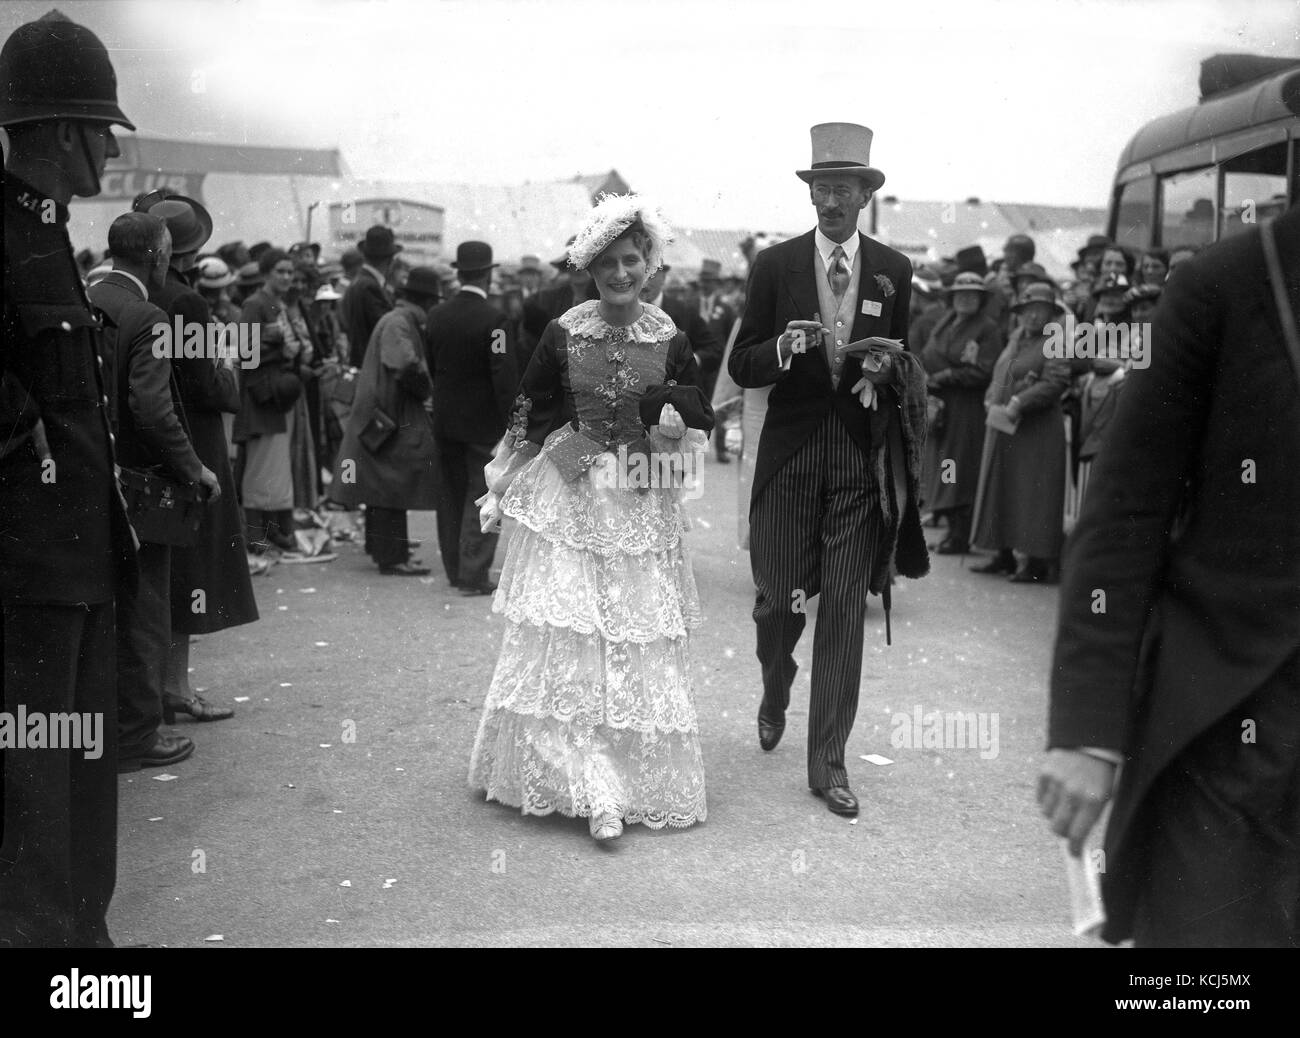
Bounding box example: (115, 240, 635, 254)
(467, 301, 709, 830)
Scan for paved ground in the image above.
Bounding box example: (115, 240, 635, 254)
(111, 455, 1096, 948)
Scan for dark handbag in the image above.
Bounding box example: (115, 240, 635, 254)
(117, 369, 208, 547)
(118, 465, 208, 546)
(358, 406, 398, 453)
(638, 382, 714, 433)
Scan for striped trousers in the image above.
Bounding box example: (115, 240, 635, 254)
(749, 411, 882, 788)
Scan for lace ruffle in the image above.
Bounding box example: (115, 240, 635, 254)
(468, 709, 707, 830)
(481, 622, 699, 733)
(558, 300, 676, 346)
(501, 427, 693, 557)
(494, 523, 701, 642)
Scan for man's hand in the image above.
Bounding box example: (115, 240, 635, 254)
(777, 320, 826, 362)
(199, 466, 221, 502)
(1038, 748, 1118, 856)
(655, 403, 686, 439)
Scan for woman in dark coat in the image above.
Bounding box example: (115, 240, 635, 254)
(970, 283, 1073, 583)
(920, 272, 1003, 553)
(154, 266, 259, 723)
(331, 269, 441, 574)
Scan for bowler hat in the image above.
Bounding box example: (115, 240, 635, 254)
(143, 195, 214, 255)
(452, 241, 497, 274)
(358, 225, 403, 259)
(1011, 282, 1066, 314)
(1011, 261, 1050, 285)
(518, 254, 542, 272)
(403, 266, 442, 300)
(796, 122, 886, 192)
(1076, 234, 1111, 260)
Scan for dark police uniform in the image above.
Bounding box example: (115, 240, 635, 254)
(0, 170, 136, 947)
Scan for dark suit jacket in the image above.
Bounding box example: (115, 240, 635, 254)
(427, 290, 519, 444)
(1048, 205, 1300, 943)
(88, 272, 203, 482)
(687, 291, 734, 372)
(728, 228, 913, 505)
(658, 296, 722, 377)
(341, 267, 392, 367)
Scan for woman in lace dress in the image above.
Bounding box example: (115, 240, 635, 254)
(468, 195, 713, 841)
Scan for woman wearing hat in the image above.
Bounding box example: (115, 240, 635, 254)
(920, 272, 1005, 554)
(970, 283, 1073, 583)
(469, 194, 713, 842)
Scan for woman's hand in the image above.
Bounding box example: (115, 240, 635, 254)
(476, 490, 502, 533)
(655, 403, 686, 439)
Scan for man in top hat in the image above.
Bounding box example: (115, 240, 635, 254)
(425, 242, 519, 594)
(516, 254, 544, 299)
(0, 7, 139, 947)
(728, 122, 930, 818)
(689, 258, 735, 461)
(342, 225, 401, 367)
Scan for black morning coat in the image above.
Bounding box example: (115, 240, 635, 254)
(426, 289, 519, 446)
(1049, 205, 1300, 943)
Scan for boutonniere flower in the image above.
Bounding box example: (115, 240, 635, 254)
(874, 274, 895, 299)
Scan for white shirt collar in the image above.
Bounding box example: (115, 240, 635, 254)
(109, 267, 150, 300)
(459, 284, 487, 300)
(815, 227, 860, 268)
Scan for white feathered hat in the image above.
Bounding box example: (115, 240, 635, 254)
(566, 193, 673, 277)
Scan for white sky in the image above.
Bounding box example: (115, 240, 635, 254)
(4, 0, 1299, 230)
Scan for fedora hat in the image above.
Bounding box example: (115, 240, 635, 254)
(518, 254, 542, 273)
(357, 224, 403, 259)
(236, 261, 264, 289)
(698, 258, 723, 281)
(196, 256, 236, 290)
(1076, 234, 1111, 261)
(796, 122, 885, 192)
(403, 266, 442, 300)
(451, 241, 497, 274)
(143, 195, 213, 255)
(1011, 261, 1051, 285)
(944, 271, 989, 295)
(955, 245, 988, 277)
(1011, 282, 1066, 314)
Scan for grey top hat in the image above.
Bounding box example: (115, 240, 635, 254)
(796, 122, 886, 192)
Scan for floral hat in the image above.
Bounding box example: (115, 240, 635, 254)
(566, 193, 674, 277)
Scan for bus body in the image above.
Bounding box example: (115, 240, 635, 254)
(1107, 56, 1300, 252)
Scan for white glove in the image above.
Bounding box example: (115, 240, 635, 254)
(655, 403, 686, 439)
(476, 490, 502, 533)
(850, 377, 879, 411)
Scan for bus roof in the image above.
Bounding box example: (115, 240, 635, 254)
(1115, 63, 1300, 182)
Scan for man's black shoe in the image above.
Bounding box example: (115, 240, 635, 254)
(119, 733, 195, 773)
(379, 561, 431, 576)
(812, 785, 859, 816)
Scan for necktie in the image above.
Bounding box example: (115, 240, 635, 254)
(828, 245, 850, 299)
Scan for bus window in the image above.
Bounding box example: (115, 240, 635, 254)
(1160, 166, 1218, 249)
(1220, 141, 1289, 238)
(1113, 176, 1155, 249)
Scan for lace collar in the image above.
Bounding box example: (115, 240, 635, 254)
(558, 300, 676, 344)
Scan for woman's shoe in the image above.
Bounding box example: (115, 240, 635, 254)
(163, 693, 235, 724)
(935, 536, 969, 555)
(972, 549, 1016, 574)
(1008, 558, 1048, 583)
(589, 811, 623, 841)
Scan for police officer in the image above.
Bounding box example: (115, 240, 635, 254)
(0, 9, 138, 947)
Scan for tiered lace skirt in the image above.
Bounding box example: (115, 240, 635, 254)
(468, 430, 707, 829)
